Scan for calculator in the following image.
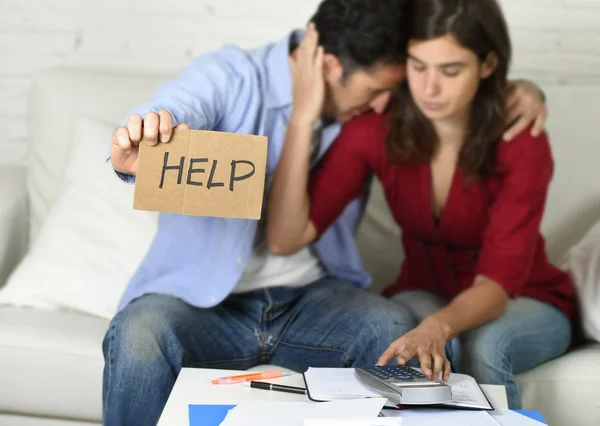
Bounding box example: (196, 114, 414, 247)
(355, 365, 452, 405)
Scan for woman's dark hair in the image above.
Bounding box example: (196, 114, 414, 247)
(387, 0, 512, 179)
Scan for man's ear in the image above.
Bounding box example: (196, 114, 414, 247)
(323, 53, 344, 82)
(480, 52, 498, 79)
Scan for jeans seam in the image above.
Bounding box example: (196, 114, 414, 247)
(258, 289, 275, 362)
(262, 288, 274, 324)
(277, 340, 345, 354)
(104, 315, 119, 420)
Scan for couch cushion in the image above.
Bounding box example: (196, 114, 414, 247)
(516, 343, 600, 426)
(0, 306, 107, 421)
(27, 68, 172, 244)
(0, 116, 158, 319)
(561, 218, 600, 342)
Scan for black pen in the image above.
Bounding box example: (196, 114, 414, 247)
(243, 380, 307, 395)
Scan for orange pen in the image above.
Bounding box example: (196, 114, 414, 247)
(211, 369, 292, 384)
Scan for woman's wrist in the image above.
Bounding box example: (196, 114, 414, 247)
(424, 313, 453, 341)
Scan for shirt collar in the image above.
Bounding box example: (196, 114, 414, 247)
(265, 29, 303, 109)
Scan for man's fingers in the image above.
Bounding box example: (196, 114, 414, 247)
(505, 85, 519, 110)
(504, 102, 520, 128)
(113, 126, 132, 153)
(301, 23, 319, 59)
(418, 352, 432, 377)
(126, 114, 143, 145)
(143, 112, 160, 146)
(299, 24, 314, 54)
(315, 46, 324, 71)
(310, 24, 320, 55)
(174, 123, 189, 130)
(431, 354, 445, 381)
(158, 110, 174, 143)
(442, 358, 452, 382)
(531, 109, 547, 137)
(503, 115, 528, 141)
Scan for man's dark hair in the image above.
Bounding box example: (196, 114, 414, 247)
(309, 0, 410, 76)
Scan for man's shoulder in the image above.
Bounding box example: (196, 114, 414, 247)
(190, 35, 288, 72)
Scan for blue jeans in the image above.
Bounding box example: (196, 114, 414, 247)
(392, 291, 572, 409)
(102, 277, 417, 426)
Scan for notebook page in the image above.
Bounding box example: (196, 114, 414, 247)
(303, 368, 382, 400)
(443, 372, 492, 409)
(407, 368, 492, 409)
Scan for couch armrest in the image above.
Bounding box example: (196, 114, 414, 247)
(0, 166, 28, 288)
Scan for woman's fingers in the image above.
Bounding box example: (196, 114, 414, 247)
(376, 345, 398, 366)
(431, 354, 445, 381)
(418, 351, 432, 377)
(442, 358, 452, 382)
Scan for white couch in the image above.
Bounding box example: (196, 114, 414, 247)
(0, 68, 598, 426)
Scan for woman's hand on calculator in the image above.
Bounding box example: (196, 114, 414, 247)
(376, 316, 452, 382)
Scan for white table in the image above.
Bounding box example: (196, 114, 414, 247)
(157, 367, 509, 425)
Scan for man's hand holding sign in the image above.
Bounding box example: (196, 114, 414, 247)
(110, 111, 268, 220)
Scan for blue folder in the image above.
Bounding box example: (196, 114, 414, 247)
(188, 404, 236, 426)
(188, 404, 546, 426)
(514, 410, 546, 423)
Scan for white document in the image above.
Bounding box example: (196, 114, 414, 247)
(382, 408, 501, 426)
(219, 398, 387, 426)
(304, 419, 401, 426)
(490, 408, 546, 425)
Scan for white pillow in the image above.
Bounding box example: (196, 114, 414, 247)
(561, 219, 600, 342)
(0, 116, 158, 319)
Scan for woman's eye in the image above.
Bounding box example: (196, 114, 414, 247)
(412, 64, 426, 72)
(443, 69, 460, 77)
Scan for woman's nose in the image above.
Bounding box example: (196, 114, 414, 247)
(425, 71, 441, 97)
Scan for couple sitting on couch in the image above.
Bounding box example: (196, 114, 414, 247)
(106, 0, 576, 424)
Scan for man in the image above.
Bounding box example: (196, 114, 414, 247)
(105, 0, 547, 424)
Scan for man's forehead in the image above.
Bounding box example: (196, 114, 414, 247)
(354, 63, 406, 88)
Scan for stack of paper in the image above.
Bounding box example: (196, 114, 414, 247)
(382, 408, 501, 425)
(381, 407, 547, 425)
(219, 398, 387, 426)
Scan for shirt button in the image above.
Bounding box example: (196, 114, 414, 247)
(210, 297, 217, 304)
(236, 257, 243, 264)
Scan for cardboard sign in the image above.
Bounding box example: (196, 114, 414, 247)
(133, 129, 268, 220)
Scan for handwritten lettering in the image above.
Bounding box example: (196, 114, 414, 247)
(159, 152, 255, 191)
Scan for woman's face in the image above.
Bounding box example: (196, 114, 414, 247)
(406, 34, 496, 123)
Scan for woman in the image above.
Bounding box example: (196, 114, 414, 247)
(266, 0, 575, 409)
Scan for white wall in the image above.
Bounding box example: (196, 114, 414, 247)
(0, 0, 599, 164)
